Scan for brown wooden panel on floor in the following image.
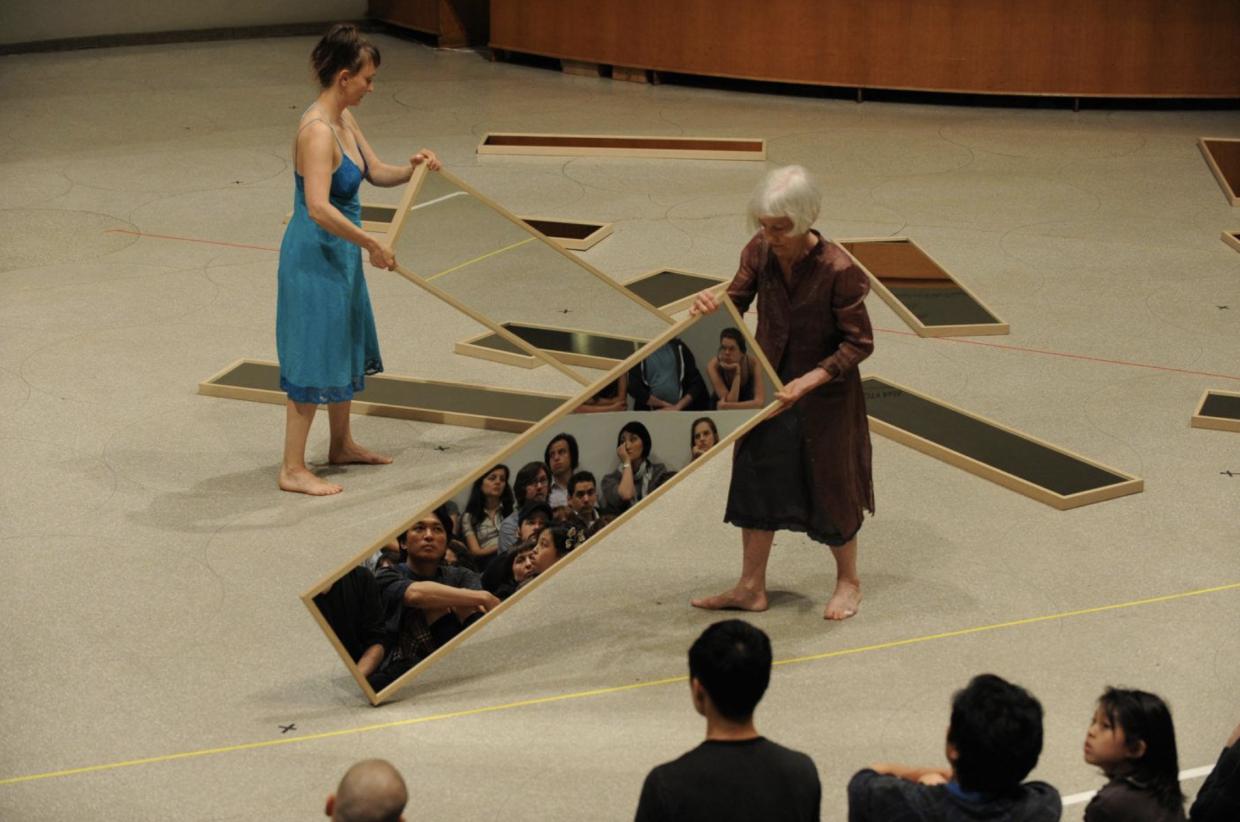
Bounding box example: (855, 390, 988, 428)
(1223, 230, 1240, 253)
(862, 376, 1142, 509)
(1200, 138, 1240, 206)
(477, 132, 765, 159)
(623, 269, 727, 313)
(1191, 389, 1240, 433)
(198, 359, 568, 432)
(840, 238, 1008, 337)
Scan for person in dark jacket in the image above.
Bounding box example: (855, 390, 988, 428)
(846, 673, 1061, 822)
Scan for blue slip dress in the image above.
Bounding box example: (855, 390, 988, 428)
(276, 116, 383, 404)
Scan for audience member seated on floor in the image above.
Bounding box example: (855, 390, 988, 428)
(708, 327, 766, 410)
(1191, 718, 1240, 821)
(371, 507, 500, 690)
(325, 758, 407, 822)
(368, 535, 403, 572)
(545, 433, 581, 508)
(628, 337, 709, 412)
(689, 417, 719, 462)
(567, 470, 602, 526)
(635, 619, 820, 822)
(1083, 687, 1187, 822)
(313, 565, 389, 689)
(515, 500, 552, 546)
(575, 373, 628, 414)
(460, 464, 514, 572)
(499, 461, 550, 552)
(529, 524, 583, 575)
(847, 673, 1061, 822)
(602, 421, 671, 515)
(481, 537, 539, 601)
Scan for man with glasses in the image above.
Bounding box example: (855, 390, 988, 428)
(498, 461, 551, 552)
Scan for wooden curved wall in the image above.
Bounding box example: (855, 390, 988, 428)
(489, 0, 1240, 98)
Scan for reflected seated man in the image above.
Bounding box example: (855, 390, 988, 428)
(567, 470, 601, 526)
(371, 506, 500, 689)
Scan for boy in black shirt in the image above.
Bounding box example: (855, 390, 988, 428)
(634, 620, 820, 822)
(847, 673, 1061, 821)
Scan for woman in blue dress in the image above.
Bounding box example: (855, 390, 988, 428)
(278, 24, 440, 495)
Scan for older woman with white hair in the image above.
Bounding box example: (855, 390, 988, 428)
(690, 165, 874, 620)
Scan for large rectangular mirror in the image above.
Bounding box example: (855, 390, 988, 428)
(302, 299, 780, 704)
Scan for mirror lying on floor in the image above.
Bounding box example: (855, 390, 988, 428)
(302, 298, 780, 704)
(385, 169, 673, 383)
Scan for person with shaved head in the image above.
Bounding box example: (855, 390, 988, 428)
(325, 759, 407, 822)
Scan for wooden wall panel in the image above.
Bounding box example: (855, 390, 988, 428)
(489, 0, 1240, 98)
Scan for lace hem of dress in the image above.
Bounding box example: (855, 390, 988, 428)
(281, 359, 383, 404)
(722, 514, 859, 547)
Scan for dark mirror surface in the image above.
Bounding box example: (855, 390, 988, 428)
(844, 240, 999, 328)
(361, 204, 398, 223)
(862, 377, 1128, 496)
(1203, 139, 1240, 196)
(1200, 392, 1240, 420)
(522, 219, 602, 240)
(211, 361, 566, 422)
(626, 271, 725, 310)
(469, 325, 646, 362)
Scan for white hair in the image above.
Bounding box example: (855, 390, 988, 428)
(747, 165, 821, 235)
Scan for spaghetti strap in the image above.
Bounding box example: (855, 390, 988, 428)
(293, 117, 348, 166)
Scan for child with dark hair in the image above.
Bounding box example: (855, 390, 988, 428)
(847, 673, 1061, 821)
(528, 525, 582, 574)
(635, 620, 819, 822)
(1084, 687, 1187, 822)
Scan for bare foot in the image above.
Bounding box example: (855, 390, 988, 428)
(823, 578, 861, 620)
(279, 466, 343, 496)
(691, 587, 769, 612)
(328, 442, 393, 466)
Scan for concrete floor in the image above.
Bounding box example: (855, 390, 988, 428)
(1, 33, 1238, 821)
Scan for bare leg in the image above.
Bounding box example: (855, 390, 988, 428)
(690, 528, 772, 612)
(279, 399, 343, 495)
(326, 400, 392, 465)
(824, 536, 861, 620)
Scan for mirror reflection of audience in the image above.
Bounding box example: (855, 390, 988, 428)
(628, 336, 709, 412)
(567, 470, 602, 526)
(708, 328, 766, 410)
(544, 433, 581, 508)
(498, 461, 550, 552)
(481, 537, 539, 601)
(602, 421, 671, 515)
(575, 373, 628, 414)
(689, 417, 720, 461)
(515, 500, 552, 545)
(529, 525, 581, 574)
(325, 758, 407, 822)
(370, 507, 499, 690)
(460, 464, 514, 572)
(313, 565, 389, 689)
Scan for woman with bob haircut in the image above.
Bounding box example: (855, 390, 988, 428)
(691, 165, 874, 620)
(277, 23, 442, 496)
(600, 421, 671, 515)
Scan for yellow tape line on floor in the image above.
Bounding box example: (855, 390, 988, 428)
(424, 236, 537, 282)
(2, 581, 1237, 787)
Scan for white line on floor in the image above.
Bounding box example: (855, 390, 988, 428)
(1061, 764, 1214, 806)
(408, 191, 469, 212)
